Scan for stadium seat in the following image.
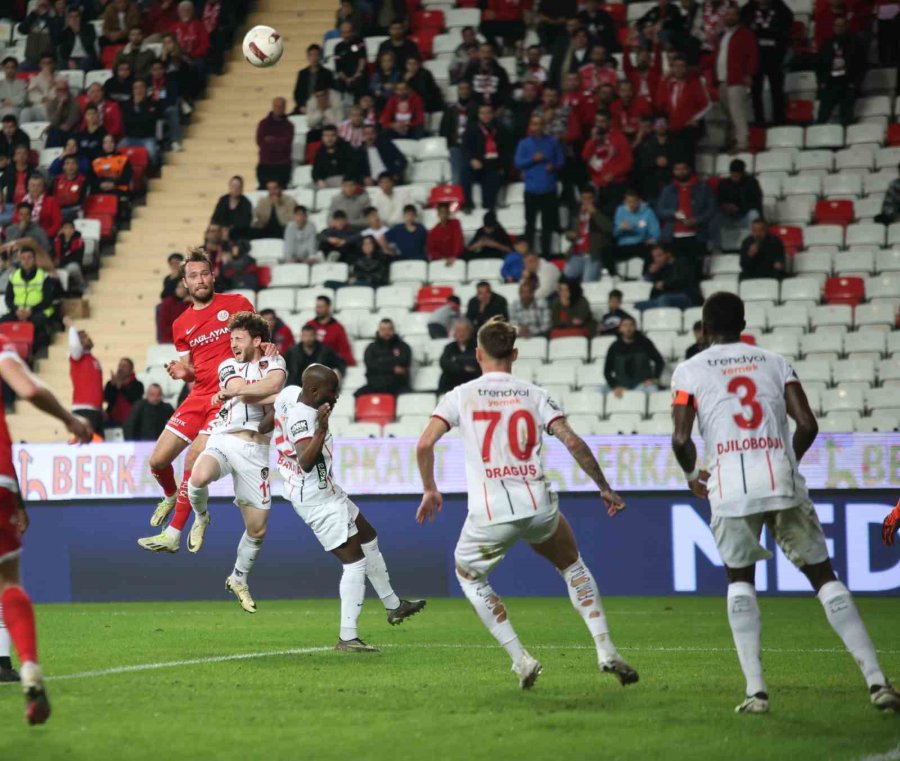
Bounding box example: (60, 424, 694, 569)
(384, 416, 430, 437)
(854, 195, 884, 222)
(427, 259, 466, 284)
(766, 126, 804, 149)
(814, 199, 854, 227)
(641, 308, 683, 333)
(566, 414, 601, 435)
(887, 123, 900, 147)
(879, 357, 900, 382)
(605, 391, 647, 417)
(743, 301, 769, 330)
(548, 336, 590, 361)
(771, 225, 803, 255)
(389, 260, 427, 285)
(256, 289, 296, 314)
(715, 152, 754, 176)
(591, 336, 616, 362)
(792, 250, 832, 276)
(120, 145, 149, 192)
(757, 173, 783, 198)
(466, 259, 503, 282)
(855, 96, 892, 120)
(516, 337, 548, 361)
(269, 264, 310, 288)
(856, 302, 897, 328)
(805, 125, 844, 149)
(810, 304, 854, 329)
(534, 363, 577, 390)
(645, 331, 675, 360)
(249, 238, 283, 263)
(864, 170, 897, 195)
(709, 255, 742, 276)
(845, 122, 884, 147)
(646, 391, 671, 416)
(563, 390, 604, 415)
(835, 146, 875, 172)
(801, 331, 843, 358)
(603, 413, 642, 434)
(846, 223, 885, 248)
(445, 7, 480, 27)
(867, 274, 900, 299)
(805, 225, 844, 248)
(847, 330, 887, 358)
(396, 393, 436, 418)
(819, 411, 860, 432)
(335, 286, 375, 311)
(768, 304, 809, 330)
(0, 321, 34, 360)
(310, 262, 350, 285)
(339, 422, 383, 438)
(837, 250, 875, 275)
(296, 287, 335, 313)
(821, 387, 864, 414)
(355, 393, 396, 424)
(823, 276, 865, 306)
(856, 413, 900, 432)
(375, 284, 415, 310)
(786, 99, 814, 124)
(755, 150, 795, 174)
(739, 279, 780, 302)
(793, 358, 832, 384)
(415, 285, 454, 311)
(634, 417, 672, 434)
(796, 150, 834, 173)
(865, 387, 900, 413)
(780, 277, 821, 302)
(145, 343, 179, 370)
(833, 358, 876, 386)
(412, 9, 445, 30)
(822, 174, 862, 199)
(701, 277, 739, 300)
(759, 332, 800, 358)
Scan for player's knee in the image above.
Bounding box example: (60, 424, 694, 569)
(801, 560, 836, 593)
(247, 523, 267, 540)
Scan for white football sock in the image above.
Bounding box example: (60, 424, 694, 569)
(187, 482, 209, 516)
(339, 558, 367, 641)
(0, 604, 10, 663)
(361, 538, 401, 610)
(456, 570, 525, 664)
(560, 555, 618, 662)
(727, 582, 767, 696)
(163, 526, 181, 540)
(230, 531, 263, 582)
(818, 580, 886, 688)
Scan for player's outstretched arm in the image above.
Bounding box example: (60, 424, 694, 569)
(671, 404, 708, 498)
(294, 403, 331, 473)
(227, 370, 286, 404)
(0, 355, 91, 442)
(784, 382, 818, 463)
(883, 500, 900, 547)
(415, 417, 447, 524)
(550, 417, 625, 515)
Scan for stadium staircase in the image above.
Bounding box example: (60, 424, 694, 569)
(8, 0, 333, 442)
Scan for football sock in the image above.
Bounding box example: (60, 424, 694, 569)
(818, 580, 886, 688)
(727, 582, 767, 696)
(361, 538, 401, 611)
(169, 472, 192, 531)
(151, 464, 178, 498)
(1, 586, 37, 665)
(0, 604, 11, 669)
(339, 558, 367, 641)
(187, 482, 209, 516)
(230, 532, 263, 582)
(560, 555, 618, 662)
(456, 570, 525, 664)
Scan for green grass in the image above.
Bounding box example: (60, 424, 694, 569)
(1, 597, 898, 761)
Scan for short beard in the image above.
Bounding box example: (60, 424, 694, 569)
(192, 287, 214, 305)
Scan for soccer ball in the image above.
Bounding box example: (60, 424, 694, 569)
(242, 25, 284, 68)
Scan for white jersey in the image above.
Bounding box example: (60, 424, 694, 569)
(671, 342, 809, 518)
(432, 371, 565, 526)
(272, 385, 342, 505)
(211, 354, 287, 435)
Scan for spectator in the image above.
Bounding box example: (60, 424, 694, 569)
(739, 217, 786, 280)
(53, 220, 85, 294)
(360, 207, 395, 257)
(92, 133, 133, 215)
(519, 44, 551, 88)
(202, 223, 229, 266)
(172, 0, 210, 72)
(160, 33, 198, 102)
(104, 61, 136, 105)
(610, 79, 653, 145)
(202, 0, 239, 76)
(462, 42, 511, 108)
(380, 80, 426, 139)
(45, 79, 82, 148)
(387, 204, 427, 260)
(158, 280, 190, 343)
(22, 56, 55, 124)
(370, 50, 402, 108)
(335, 0, 365, 39)
(120, 80, 161, 165)
(404, 57, 443, 114)
(318, 210, 358, 263)
(313, 125, 358, 188)
(0, 115, 29, 159)
(215, 240, 259, 291)
(255, 96, 293, 189)
(613, 189, 661, 269)
(358, 123, 407, 185)
(6, 203, 51, 252)
(144, 1, 180, 44)
(283, 205, 320, 263)
(306, 87, 344, 135)
(427, 295, 462, 338)
(251, 180, 294, 238)
(260, 308, 295, 354)
(466, 280, 509, 330)
(63, 316, 104, 436)
(357, 318, 412, 396)
(714, 5, 758, 152)
(0, 58, 26, 121)
(462, 103, 508, 212)
(714, 158, 762, 250)
(48, 137, 91, 179)
(599, 289, 634, 335)
(657, 160, 715, 265)
(654, 54, 710, 163)
(439, 318, 481, 393)
(333, 22, 368, 99)
(305, 295, 355, 366)
(1, 243, 56, 348)
(515, 114, 564, 257)
(104, 357, 144, 428)
(285, 324, 347, 386)
(603, 316, 665, 394)
(480, 0, 528, 50)
(211, 175, 252, 240)
(293, 44, 335, 113)
(510, 278, 550, 338)
(23, 174, 62, 240)
(146, 57, 183, 152)
(522, 250, 560, 300)
(350, 235, 389, 286)
(17, 2, 58, 69)
(101, 0, 141, 46)
(378, 20, 420, 71)
(76, 105, 108, 160)
(161, 251, 184, 298)
(741, 0, 793, 126)
(685, 320, 705, 359)
(51, 156, 88, 223)
(624, 46, 662, 111)
(876, 167, 900, 224)
(59, 7, 100, 72)
(450, 27, 478, 83)
(81, 82, 123, 139)
(116, 26, 156, 80)
(2, 146, 32, 215)
(564, 185, 612, 282)
(426, 202, 465, 262)
(579, 0, 621, 52)
(501, 237, 527, 282)
(370, 172, 412, 226)
(551, 280, 595, 336)
(816, 15, 866, 125)
(337, 103, 365, 148)
(328, 176, 371, 230)
(440, 79, 476, 187)
(582, 110, 633, 215)
(635, 245, 703, 310)
(124, 383, 174, 441)
(468, 210, 515, 261)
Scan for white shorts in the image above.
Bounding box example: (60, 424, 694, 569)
(284, 483, 360, 552)
(455, 502, 560, 580)
(710, 502, 829, 569)
(201, 433, 272, 510)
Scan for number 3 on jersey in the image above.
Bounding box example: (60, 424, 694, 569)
(727, 376, 763, 430)
(473, 410, 537, 463)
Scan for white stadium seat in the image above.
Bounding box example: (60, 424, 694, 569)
(739, 279, 780, 302)
(759, 332, 800, 359)
(856, 302, 897, 328)
(832, 358, 876, 386)
(845, 123, 884, 147)
(819, 411, 860, 432)
(466, 259, 503, 282)
(823, 173, 863, 198)
(256, 289, 296, 314)
(810, 304, 853, 329)
(805, 226, 844, 248)
(604, 391, 647, 417)
(847, 330, 887, 358)
(755, 150, 795, 173)
(145, 344, 179, 370)
(548, 337, 590, 362)
(780, 277, 821, 303)
(296, 287, 335, 313)
(335, 286, 375, 311)
(867, 274, 900, 299)
(793, 359, 832, 384)
(428, 259, 466, 283)
(792, 250, 833, 276)
(375, 284, 416, 310)
(390, 260, 427, 284)
(767, 126, 804, 149)
(310, 262, 350, 285)
(846, 223, 885, 248)
(801, 331, 843, 358)
(249, 238, 283, 263)
(564, 390, 604, 415)
(805, 125, 844, 149)
(641, 308, 683, 333)
(269, 264, 310, 288)
(516, 337, 548, 361)
(768, 304, 809, 330)
(821, 387, 864, 414)
(796, 150, 834, 172)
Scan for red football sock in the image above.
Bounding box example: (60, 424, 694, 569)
(169, 472, 192, 531)
(151, 465, 178, 498)
(1, 586, 37, 664)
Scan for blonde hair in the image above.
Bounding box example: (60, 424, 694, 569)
(477, 316, 517, 360)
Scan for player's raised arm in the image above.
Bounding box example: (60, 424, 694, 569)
(671, 401, 709, 498)
(784, 382, 818, 464)
(415, 417, 448, 524)
(549, 417, 624, 516)
(226, 368, 286, 404)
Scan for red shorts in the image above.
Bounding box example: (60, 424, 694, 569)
(165, 393, 222, 443)
(0, 488, 22, 563)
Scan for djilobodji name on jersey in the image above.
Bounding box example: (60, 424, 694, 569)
(485, 464, 539, 479)
(716, 437, 785, 455)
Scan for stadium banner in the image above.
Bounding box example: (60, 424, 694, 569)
(22, 492, 899, 603)
(11, 432, 900, 502)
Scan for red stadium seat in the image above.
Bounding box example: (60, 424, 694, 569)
(787, 99, 814, 124)
(416, 285, 454, 311)
(355, 393, 396, 425)
(815, 199, 854, 227)
(748, 125, 766, 153)
(14, 71, 35, 82)
(740, 333, 757, 346)
(119, 145, 149, 193)
(599, 4, 627, 25)
(305, 140, 321, 166)
(428, 184, 464, 211)
(409, 30, 435, 59)
(411, 9, 444, 32)
(101, 44, 125, 69)
(83, 194, 119, 241)
(549, 327, 590, 339)
(0, 321, 35, 360)
(771, 225, 803, 255)
(257, 265, 271, 289)
(887, 123, 900, 147)
(824, 276, 865, 306)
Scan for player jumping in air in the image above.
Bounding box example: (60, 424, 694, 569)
(138, 249, 255, 553)
(416, 317, 638, 690)
(0, 339, 92, 723)
(883, 499, 900, 546)
(185, 312, 286, 612)
(273, 365, 426, 652)
(670, 291, 900, 714)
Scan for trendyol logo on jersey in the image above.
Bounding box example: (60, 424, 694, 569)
(477, 388, 530, 398)
(705, 354, 768, 367)
(716, 437, 785, 455)
(189, 326, 231, 349)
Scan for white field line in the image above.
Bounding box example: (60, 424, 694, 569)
(855, 746, 900, 761)
(1, 642, 899, 686)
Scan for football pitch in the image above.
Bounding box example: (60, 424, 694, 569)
(1, 597, 897, 761)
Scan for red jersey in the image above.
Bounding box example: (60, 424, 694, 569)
(0, 338, 18, 491)
(70, 355, 103, 410)
(173, 292, 255, 399)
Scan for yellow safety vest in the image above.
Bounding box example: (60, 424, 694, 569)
(10, 268, 53, 318)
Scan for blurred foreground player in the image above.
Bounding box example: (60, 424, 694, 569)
(883, 499, 900, 546)
(416, 317, 637, 690)
(0, 340, 92, 724)
(670, 292, 899, 714)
